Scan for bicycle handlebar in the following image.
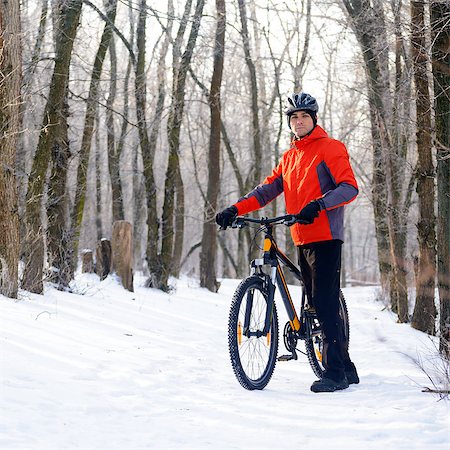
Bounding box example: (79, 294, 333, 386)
(230, 214, 310, 228)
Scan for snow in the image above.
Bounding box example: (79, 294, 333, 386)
(0, 274, 448, 450)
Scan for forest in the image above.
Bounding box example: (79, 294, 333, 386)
(0, 0, 448, 354)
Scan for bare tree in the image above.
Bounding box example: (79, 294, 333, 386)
(389, 0, 415, 322)
(22, 0, 82, 293)
(430, 1, 450, 354)
(134, 0, 159, 285)
(70, 0, 118, 278)
(17, 0, 48, 209)
(199, 0, 226, 292)
(411, 0, 437, 334)
(341, 0, 414, 321)
(157, 0, 205, 290)
(237, 0, 262, 189)
(106, 29, 123, 222)
(341, 0, 391, 298)
(282, 1, 312, 282)
(0, 0, 21, 298)
(140, 1, 174, 284)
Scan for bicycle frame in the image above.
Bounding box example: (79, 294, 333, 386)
(236, 216, 307, 340)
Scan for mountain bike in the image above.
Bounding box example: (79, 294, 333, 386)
(226, 214, 349, 390)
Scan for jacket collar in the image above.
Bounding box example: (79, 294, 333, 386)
(292, 125, 328, 148)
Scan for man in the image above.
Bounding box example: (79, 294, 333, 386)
(216, 92, 360, 393)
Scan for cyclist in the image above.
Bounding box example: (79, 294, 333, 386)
(216, 92, 360, 392)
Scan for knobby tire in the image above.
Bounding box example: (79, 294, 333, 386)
(228, 276, 279, 390)
(305, 290, 350, 379)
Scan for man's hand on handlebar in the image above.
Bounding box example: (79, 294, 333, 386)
(285, 201, 321, 226)
(283, 215, 310, 227)
(215, 205, 238, 230)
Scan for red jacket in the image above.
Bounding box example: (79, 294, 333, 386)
(233, 126, 358, 246)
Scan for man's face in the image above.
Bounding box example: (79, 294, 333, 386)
(289, 111, 315, 138)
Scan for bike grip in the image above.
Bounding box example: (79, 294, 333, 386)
(284, 215, 312, 226)
(283, 214, 297, 226)
(233, 217, 247, 228)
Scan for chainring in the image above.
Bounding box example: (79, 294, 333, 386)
(283, 321, 298, 353)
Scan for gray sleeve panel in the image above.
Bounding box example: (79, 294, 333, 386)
(326, 207, 345, 241)
(238, 175, 284, 207)
(316, 161, 358, 210)
(316, 160, 337, 192)
(321, 183, 358, 210)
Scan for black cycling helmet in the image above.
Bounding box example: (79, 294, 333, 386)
(285, 92, 319, 129)
(286, 92, 319, 115)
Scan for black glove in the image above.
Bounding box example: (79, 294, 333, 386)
(296, 200, 321, 224)
(216, 205, 238, 229)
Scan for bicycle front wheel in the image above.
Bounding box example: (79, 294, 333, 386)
(228, 275, 279, 390)
(305, 290, 350, 379)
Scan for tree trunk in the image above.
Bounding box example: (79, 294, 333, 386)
(22, 0, 82, 293)
(389, 0, 414, 322)
(107, 33, 123, 222)
(81, 250, 94, 273)
(410, 1, 437, 335)
(342, 0, 412, 319)
(17, 0, 48, 215)
(236, 0, 265, 267)
(430, 1, 450, 355)
(172, 168, 185, 279)
(0, 0, 21, 298)
(112, 221, 133, 291)
(283, 1, 312, 284)
(249, 2, 270, 175)
(135, 0, 160, 285)
(95, 109, 103, 241)
(96, 239, 112, 280)
(140, 0, 173, 280)
(148, 1, 173, 170)
(117, 57, 130, 218)
(47, 3, 73, 289)
(199, 0, 226, 292)
(46, 93, 71, 288)
(237, 0, 262, 190)
(343, 0, 391, 290)
(70, 0, 117, 276)
(158, 0, 205, 290)
(187, 53, 247, 281)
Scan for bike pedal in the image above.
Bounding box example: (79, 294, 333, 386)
(277, 353, 297, 361)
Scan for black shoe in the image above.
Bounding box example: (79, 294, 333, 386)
(310, 376, 349, 393)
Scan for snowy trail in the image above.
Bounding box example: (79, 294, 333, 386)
(0, 274, 448, 449)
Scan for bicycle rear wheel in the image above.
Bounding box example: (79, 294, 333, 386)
(228, 275, 278, 390)
(305, 290, 349, 379)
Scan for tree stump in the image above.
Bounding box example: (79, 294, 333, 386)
(81, 249, 94, 273)
(111, 220, 134, 292)
(96, 239, 112, 281)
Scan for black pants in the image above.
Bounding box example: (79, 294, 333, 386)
(298, 240, 352, 382)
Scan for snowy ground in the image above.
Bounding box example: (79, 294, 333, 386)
(0, 273, 448, 450)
